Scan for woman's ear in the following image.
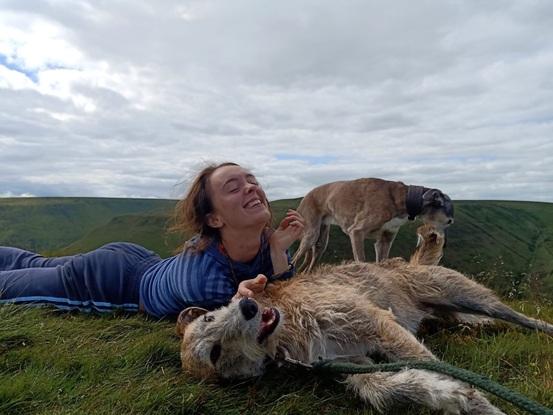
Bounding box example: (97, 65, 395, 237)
(206, 213, 224, 229)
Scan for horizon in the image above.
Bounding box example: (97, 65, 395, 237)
(1, 194, 552, 205)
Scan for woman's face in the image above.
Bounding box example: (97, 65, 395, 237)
(206, 165, 271, 231)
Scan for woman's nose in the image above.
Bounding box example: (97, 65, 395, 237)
(244, 182, 258, 193)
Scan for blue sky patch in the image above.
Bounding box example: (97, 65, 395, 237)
(0, 53, 38, 83)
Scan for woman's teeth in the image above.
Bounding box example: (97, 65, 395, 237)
(246, 200, 262, 208)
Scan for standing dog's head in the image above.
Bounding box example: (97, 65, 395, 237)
(420, 189, 454, 230)
(175, 298, 282, 379)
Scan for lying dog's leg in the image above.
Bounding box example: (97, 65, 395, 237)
(346, 307, 504, 414)
(417, 268, 553, 335)
(364, 306, 437, 361)
(347, 369, 505, 415)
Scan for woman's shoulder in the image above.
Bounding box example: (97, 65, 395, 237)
(175, 236, 228, 266)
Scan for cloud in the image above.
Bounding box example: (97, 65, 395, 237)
(0, 0, 552, 203)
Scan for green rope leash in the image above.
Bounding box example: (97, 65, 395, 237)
(311, 359, 553, 415)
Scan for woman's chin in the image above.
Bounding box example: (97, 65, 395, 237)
(243, 207, 271, 225)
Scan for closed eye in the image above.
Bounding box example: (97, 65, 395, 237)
(210, 344, 221, 365)
(203, 314, 215, 322)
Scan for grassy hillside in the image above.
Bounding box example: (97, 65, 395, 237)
(56, 213, 181, 259)
(0, 197, 175, 253)
(1, 197, 552, 299)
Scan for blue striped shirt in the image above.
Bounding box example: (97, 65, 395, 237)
(139, 236, 293, 318)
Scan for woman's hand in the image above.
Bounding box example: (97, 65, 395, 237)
(232, 274, 268, 301)
(269, 209, 305, 252)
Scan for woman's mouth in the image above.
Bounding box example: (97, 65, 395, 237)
(244, 199, 263, 209)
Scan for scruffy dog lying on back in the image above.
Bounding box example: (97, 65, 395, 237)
(176, 230, 553, 414)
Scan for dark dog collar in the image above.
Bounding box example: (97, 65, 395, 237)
(406, 185, 428, 220)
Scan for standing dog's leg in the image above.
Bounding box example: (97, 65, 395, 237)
(349, 230, 366, 262)
(311, 222, 331, 267)
(346, 308, 504, 414)
(374, 230, 397, 263)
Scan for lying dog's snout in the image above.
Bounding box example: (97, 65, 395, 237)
(239, 298, 258, 320)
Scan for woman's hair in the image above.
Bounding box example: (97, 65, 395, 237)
(169, 162, 273, 253)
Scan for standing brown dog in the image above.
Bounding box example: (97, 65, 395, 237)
(293, 178, 454, 271)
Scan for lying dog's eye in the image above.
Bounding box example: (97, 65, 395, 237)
(203, 315, 215, 322)
(210, 344, 221, 365)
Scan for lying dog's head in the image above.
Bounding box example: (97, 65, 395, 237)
(420, 189, 454, 230)
(176, 298, 282, 379)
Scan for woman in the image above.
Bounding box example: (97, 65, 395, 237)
(0, 162, 305, 318)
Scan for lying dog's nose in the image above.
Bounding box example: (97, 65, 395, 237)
(239, 298, 258, 321)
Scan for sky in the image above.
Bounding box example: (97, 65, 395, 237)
(0, 0, 552, 202)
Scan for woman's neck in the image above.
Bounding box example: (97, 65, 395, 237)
(220, 227, 264, 262)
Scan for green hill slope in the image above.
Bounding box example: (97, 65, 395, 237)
(1, 197, 552, 299)
(0, 197, 175, 252)
(56, 213, 181, 259)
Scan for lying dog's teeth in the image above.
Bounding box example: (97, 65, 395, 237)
(257, 308, 280, 344)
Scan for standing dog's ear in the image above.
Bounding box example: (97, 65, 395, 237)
(422, 189, 445, 207)
(176, 307, 209, 337)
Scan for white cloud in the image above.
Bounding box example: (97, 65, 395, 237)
(0, 191, 35, 197)
(0, 0, 552, 203)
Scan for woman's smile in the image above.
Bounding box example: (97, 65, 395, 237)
(243, 198, 264, 210)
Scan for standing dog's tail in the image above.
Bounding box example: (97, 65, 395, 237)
(292, 194, 329, 272)
(293, 221, 331, 273)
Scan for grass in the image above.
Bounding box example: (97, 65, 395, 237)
(1, 301, 552, 414)
(1, 197, 553, 413)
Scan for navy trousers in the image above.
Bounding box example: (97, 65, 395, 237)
(0, 243, 161, 313)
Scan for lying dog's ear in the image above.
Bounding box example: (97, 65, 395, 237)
(176, 307, 208, 337)
(415, 233, 423, 248)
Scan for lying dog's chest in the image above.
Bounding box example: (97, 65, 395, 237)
(280, 331, 375, 363)
(314, 337, 374, 361)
